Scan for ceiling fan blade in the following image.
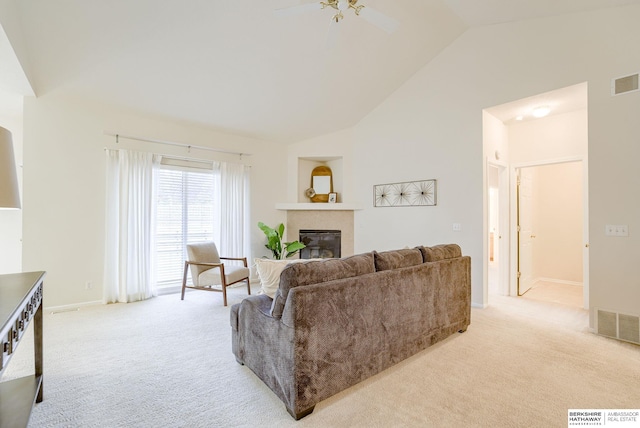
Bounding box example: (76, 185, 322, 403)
(274, 2, 324, 17)
(357, 6, 399, 34)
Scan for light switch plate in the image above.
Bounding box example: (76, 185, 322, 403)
(606, 224, 629, 237)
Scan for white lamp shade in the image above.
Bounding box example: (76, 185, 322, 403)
(338, 0, 350, 11)
(0, 126, 21, 209)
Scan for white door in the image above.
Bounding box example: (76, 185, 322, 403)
(517, 168, 534, 295)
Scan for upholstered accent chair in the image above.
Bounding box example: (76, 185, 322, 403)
(181, 242, 250, 306)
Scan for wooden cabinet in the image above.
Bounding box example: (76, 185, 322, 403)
(0, 272, 45, 428)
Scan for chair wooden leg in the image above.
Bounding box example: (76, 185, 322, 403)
(181, 261, 189, 300)
(246, 278, 251, 295)
(222, 284, 228, 306)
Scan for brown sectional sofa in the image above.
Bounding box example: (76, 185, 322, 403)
(230, 244, 471, 419)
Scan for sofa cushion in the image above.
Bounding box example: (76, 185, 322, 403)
(255, 258, 289, 298)
(419, 244, 462, 262)
(270, 252, 375, 319)
(373, 248, 423, 271)
(255, 258, 322, 298)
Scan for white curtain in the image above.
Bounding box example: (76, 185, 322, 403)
(104, 149, 161, 303)
(218, 162, 251, 259)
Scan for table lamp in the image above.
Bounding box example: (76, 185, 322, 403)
(0, 126, 21, 209)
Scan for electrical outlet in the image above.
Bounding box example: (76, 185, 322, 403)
(453, 223, 462, 231)
(85, 281, 93, 290)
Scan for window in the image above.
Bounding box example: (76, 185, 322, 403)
(155, 165, 219, 287)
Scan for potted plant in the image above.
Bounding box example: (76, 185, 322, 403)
(258, 222, 306, 259)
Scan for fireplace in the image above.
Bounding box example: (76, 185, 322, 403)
(299, 229, 341, 259)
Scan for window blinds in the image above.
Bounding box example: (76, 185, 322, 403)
(155, 167, 217, 286)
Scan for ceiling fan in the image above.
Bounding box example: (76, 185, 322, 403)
(275, 0, 399, 34)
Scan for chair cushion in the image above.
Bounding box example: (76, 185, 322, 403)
(198, 264, 249, 287)
(270, 252, 375, 319)
(373, 248, 423, 271)
(419, 244, 462, 262)
(186, 242, 222, 282)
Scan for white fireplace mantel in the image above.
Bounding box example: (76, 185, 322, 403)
(275, 203, 363, 211)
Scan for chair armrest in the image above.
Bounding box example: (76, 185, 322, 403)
(185, 261, 223, 268)
(220, 257, 248, 267)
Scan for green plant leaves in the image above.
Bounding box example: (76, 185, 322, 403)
(284, 241, 306, 257)
(258, 222, 305, 259)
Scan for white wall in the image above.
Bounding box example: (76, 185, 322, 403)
(589, 81, 640, 321)
(312, 5, 640, 315)
(22, 92, 287, 308)
(483, 112, 510, 166)
(509, 109, 588, 163)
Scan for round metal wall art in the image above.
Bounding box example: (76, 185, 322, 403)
(374, 179, 437, 207)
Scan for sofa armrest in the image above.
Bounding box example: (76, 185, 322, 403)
(231, 295, 274, 361)
(231, 294, 297, 412)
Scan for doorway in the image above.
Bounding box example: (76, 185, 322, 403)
(483, 82, 589, 312)
(515, 161, 586, 309)
(487, 162, 509, 297)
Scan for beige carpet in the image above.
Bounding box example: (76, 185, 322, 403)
(3, 286, 639, 428)
(522, 280, 584, 309)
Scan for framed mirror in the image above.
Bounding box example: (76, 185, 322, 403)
(310, 166, 333, 202)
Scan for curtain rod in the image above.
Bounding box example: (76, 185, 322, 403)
(104, 131, 252, 158)
(102, 148, 252, 169)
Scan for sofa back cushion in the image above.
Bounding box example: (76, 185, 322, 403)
(419, 244, 462, 262)
(255, 258, 322, 298)
(270, 252, 375, 319)
(373, 248, 423, 271)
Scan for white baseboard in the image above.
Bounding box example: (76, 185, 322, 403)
(158, 285, 182, 295)
(534, 277, 583, 287)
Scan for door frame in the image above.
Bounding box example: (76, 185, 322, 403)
(515, 167, 535, 296)
(509, 156, 589, 308)
(485, 159, 510, 301)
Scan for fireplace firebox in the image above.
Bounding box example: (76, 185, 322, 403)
(299, 229, 341, 259)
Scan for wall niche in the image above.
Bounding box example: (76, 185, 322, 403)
(297, 157, 343, 203)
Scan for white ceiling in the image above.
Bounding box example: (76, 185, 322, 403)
(486, 82, 588, 124)
(3, 0, 640, 142)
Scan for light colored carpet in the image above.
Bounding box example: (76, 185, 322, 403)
(522, 280, 583, 309)
(3, 286, 639, 428)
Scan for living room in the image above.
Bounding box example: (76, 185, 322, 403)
(1, 1, 639, 426)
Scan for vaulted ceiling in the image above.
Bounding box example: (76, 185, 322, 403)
(2, 0, 640, 142)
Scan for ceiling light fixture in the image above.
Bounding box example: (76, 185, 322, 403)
(325, 0, 362, 23)
(532, 106, 551, 118)
(276, 0, 399, 34)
